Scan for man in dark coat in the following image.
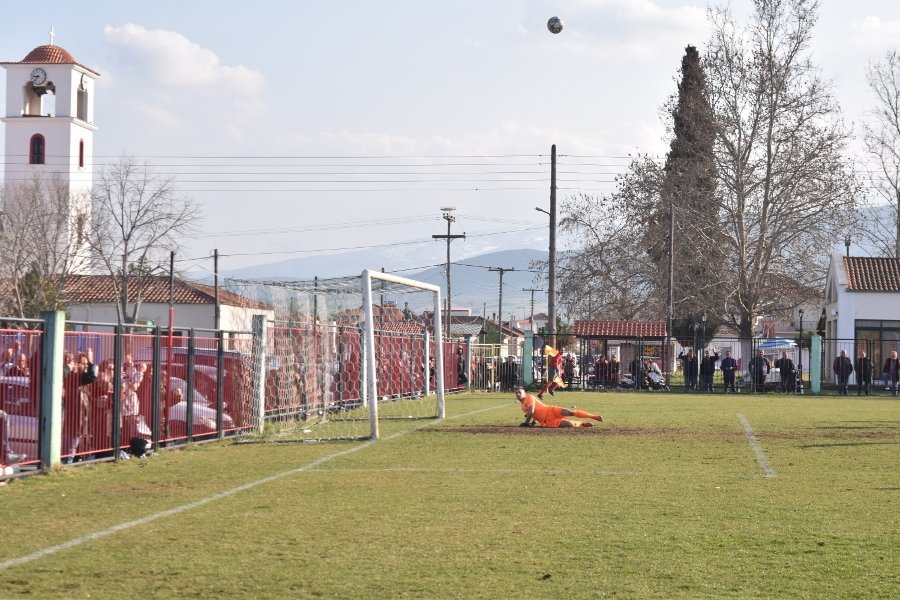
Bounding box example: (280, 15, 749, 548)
(678, 349, 698, 392)
(832, 349, 853, 396)
(748, 349, 770, 393)
(698, 349, 720, 392)
(773, 351, 796, 393)
(720, 350, 739, 392)
(884, 350, 899, 396)
(855, 351, 872, 396)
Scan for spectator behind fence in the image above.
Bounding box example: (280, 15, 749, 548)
(699, 349, 719, 392)
(884, 350, 899, 396)
(748, 349, 770, 393)
(2, 341, 21, 373)
(774, 351, 796, 394)
(1, 409, 26, 465)
(855, 351, 872, 396)
(62, 349, 98, 461)
(7, 352, 30, 378)
(564, 353, 575, 386)
(833, 349, 853, 396)
(88, 360, 116, 452)
(629, 355, 643, 389)
(678, 349, 698, 392)
(720, 350, 738, 393)
(594, 355, 608, 387)
(609, 355, 620, 385)
(121, 353, 148, 442)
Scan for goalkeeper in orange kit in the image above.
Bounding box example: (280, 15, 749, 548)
(515, 387, 602, 428)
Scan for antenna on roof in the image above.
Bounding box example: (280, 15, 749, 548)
(49, 26, 55, 46)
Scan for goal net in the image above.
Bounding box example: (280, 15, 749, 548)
(226, 270, 446, 442)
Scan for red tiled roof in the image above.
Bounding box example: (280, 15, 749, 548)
(2, 44, 101, 76)
(378, 321, 426, 335)
(63, 275, 269, 309)
(844, 257, 900, 292)
(573, 320, 668, 338)
(21, 44, 76, 63)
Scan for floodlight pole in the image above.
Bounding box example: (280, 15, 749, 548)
(432, 208, 465, 340)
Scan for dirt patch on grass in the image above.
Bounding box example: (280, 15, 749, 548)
(420, 425, 696, 437)
(420, 423, 900, 442)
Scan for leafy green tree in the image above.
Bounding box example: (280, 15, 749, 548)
(652, 45, 723, 342)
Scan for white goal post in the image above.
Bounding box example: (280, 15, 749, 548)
(362, 269, 445, 438)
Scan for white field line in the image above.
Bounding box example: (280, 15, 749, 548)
(0, 403, 508, 571)
(737, 413, 777, 479)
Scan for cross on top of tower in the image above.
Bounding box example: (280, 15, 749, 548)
(49, 26, 55, 46)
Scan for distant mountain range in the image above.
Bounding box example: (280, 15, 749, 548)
(209, 248, 549, 319)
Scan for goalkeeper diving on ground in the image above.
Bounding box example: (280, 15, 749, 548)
(515, 387, 602, 428)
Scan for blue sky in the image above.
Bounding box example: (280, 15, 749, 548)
(3, 0, 900, 276)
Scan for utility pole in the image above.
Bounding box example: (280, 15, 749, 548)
(523, 288, 544, 333)
(432, 208, 465, 339)
(549, 144, 557, 349)
(536, 145, 558, 348)
(490, 267, 515, 345)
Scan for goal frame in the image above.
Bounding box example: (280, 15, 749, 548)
(361, 269, 445, 438)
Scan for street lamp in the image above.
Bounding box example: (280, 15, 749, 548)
(798, 308, 804, 393)
(432, 207, 465, 340)
(845, 235, 851, 257)
(701, 311, 707, 350)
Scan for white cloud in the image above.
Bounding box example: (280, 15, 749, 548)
(103, 23, 264, 96)
(128, 100, 181, 129)
(850, 16, 900, 52)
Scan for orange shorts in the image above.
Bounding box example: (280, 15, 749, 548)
(536, 405, 565, 427)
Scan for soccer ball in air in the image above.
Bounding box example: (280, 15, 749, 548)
(547, 16, 564, 34)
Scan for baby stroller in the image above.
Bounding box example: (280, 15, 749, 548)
(645, 369, 670, 391)
(644, 360, 670, 391)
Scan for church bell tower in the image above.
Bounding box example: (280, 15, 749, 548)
(1, 34, 100, 269)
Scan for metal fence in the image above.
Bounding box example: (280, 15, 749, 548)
(2, 313, 257, 480)
(562, 335, 900, 394)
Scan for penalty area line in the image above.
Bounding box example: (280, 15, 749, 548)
(737, 413, 777, 479)
(0, 402, 508, 571)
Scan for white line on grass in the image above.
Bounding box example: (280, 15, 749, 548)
(737, 413, 777, 479)
(0, 403, 507, 571)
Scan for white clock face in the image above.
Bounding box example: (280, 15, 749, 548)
(30, 68, 47, 86)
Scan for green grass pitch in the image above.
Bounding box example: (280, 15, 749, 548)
(0, 391, 897, 598)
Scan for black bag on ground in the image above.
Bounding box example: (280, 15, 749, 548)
(130, 437, 152, 457)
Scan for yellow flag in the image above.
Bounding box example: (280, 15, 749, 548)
(544, 345, 559, 357)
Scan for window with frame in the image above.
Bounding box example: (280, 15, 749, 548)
(29, 134, 46, 164)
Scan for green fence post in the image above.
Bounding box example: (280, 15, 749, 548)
(523, 330, 534, 388)
(39, 310, 65, 469)
(810, 335, 822, 394)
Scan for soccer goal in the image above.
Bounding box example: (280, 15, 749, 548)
(225, 270, 446, 442)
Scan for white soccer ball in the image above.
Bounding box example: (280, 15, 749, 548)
(547, 16, 564, 34)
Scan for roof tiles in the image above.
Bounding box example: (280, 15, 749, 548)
(844, 257, 900, 292)
(21, 45, 76, 64)
(63, 275, 268, 308)
(573, 319, 668, 338)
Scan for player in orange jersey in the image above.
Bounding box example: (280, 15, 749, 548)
(515, 387, 602, 428)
